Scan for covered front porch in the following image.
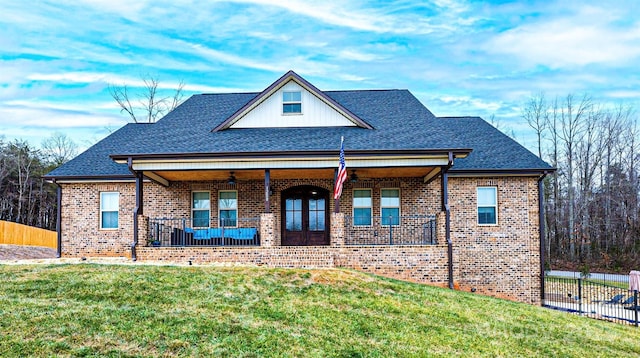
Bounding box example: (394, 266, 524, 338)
(114, 149, 465, 257)
(132, 170, 449, 252)
(141, 213, 439, 248)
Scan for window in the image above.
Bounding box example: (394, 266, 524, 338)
(219, 191, 237, 227)
(353, 189, 372, 226)
(282, 91, 302, 114)
(381, 189, 400, 226)
(192, 191, 210, 228)
(285, 198, 302, 231)
(100, 192, 119, 229)
(308, 197, 325, 231)
(477, 187, 498, 225)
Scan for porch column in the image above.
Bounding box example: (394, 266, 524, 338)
(330, 212, 345, 247)
(260, 213, 276, 247)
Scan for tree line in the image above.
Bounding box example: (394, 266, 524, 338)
(0, 133, 77, 231)
(523, 94, 639, 271)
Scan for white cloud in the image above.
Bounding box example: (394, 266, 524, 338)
(484, 5, 640, 68)
(186, 43, 282, 72)
(25, 71, 242, 93)
(218, 0, 464, 35)
(437, 95, 504, 113)
(337, 49, 384, 62)
(0, 102, 125, 129)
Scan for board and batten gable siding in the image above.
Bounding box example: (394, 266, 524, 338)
(230, 81, 357, 128)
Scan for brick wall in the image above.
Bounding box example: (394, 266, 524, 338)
(60, 183, 135, 257)
(448, 176, 541, 304)
(59, 174, 542, 305)
(136, 245, 448, 285)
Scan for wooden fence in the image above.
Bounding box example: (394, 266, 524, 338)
(0, 220, 57, 249)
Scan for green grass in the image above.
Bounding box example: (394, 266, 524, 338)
(1, 264, 638, 357)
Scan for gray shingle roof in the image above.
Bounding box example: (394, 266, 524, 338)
(46, 89, 552, 179)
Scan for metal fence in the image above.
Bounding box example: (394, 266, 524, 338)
(344, 215, 437, 245)
(544, 273, 639, 327)
(147, 217, 260, 247)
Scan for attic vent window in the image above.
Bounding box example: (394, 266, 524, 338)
(283, 91, 302, 114)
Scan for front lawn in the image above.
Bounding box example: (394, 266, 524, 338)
(0, 264, 638, 357)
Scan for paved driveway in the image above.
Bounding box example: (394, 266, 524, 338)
(0, 244, 57, 260)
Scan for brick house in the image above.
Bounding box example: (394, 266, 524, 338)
(45, 71, 553, 304)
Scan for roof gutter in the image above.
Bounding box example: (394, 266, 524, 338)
(43, 175, 135, 183)
(448, 168, 556, 176)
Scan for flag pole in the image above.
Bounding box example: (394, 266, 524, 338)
(334, 136, 345, 213)
(334, 169, 340, 213)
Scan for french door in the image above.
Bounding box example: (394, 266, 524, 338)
(281, 186, 329, 246)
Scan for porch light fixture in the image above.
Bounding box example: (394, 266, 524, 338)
(350, 170, 358, 183)
(227, 171, 236, 185)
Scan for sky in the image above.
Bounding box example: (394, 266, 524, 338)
(1, 0, 639, 153)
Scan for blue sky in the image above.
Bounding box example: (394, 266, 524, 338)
(1, 0, 639, 152)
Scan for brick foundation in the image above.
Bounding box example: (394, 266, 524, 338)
(136, 245, 448, 285)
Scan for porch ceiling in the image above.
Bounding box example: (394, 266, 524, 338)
(149, 167, 438, 182)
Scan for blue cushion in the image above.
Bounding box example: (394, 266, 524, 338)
(208, 228, 223, 238)
(193, 229, 210, 239)
(185, 227, 257, 240)
(226, 228, 257, 240)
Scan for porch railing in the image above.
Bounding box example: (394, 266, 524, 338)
(344, 215, 437, 245)
(147, 217, 260, 247)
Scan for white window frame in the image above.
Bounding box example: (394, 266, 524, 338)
(99, 192, 119, 230)
(477, 186, 498, 225)
(219, 190, 238, 228)
(380, 188, 401, 226)
(282, 91, 302, 115)
(192, 191, 210, 228)
(352, 188, 372, 226)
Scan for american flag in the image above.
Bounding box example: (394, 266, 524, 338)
(333, 137, 347, 200)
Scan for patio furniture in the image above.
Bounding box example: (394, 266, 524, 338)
(593, 294, 625, 304)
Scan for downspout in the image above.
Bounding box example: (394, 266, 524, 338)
(128, 157, 142, 261)
(53, 179, 62, 258)
(443, 152, 454, 290)
(538, 172, 548, 303)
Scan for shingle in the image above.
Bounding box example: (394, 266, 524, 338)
(46, 89, 552, 178)
(437, 117, 552, 171)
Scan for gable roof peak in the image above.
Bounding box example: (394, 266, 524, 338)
(212, 70, 373, 132)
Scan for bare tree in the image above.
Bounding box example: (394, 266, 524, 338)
(109, 75, 185, 123)
(522, 93, 548, 159)
(41, 132, 78, 167)
(558, 94, 591, 260)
